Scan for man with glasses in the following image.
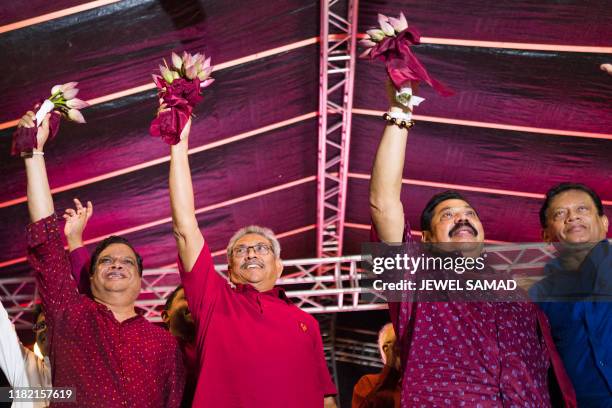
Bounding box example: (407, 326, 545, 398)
(62, 198, 198, 408)
(19, 111, 185, 407)
(168, 119, 337, 407)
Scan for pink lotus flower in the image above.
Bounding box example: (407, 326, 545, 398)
(11, 79, 87, 156)
(359, 12, 454, 97)
(44, 81, 89, 124)
(361, 12, 410, 55)
(150, 50, 215, 145)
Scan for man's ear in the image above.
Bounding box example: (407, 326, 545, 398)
(227, 263, 235, 283)
(161, 310, 169, 324)
(602, 214, 609, 232)
(275, 259, 283, 279)
(421, 231, 431, 243)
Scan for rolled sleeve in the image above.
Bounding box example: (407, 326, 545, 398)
(69, 246, 92, 295)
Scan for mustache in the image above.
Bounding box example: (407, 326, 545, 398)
(449, 221, 477, 237)
(240, 260, 263, 269)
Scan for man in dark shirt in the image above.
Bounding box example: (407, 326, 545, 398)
(20, 111, 185, 407)
(531, 183, 611, 407)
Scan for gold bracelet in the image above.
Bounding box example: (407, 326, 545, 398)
(382, 113, 415, 130)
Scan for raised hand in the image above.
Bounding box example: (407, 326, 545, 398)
(17, 111, 50, 152)
(63, 198, 93, 251)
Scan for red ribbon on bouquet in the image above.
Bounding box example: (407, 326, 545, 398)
(11, 102, 62, 156)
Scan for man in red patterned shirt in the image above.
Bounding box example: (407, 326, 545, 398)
(20, 111, 185, 407)
(369, 83, 576, 407)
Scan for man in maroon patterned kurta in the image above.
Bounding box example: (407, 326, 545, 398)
(368, 83, 576, 407)
(20, 111, 185, 407)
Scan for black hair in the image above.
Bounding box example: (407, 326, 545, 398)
(89, 235, 143, 276)
(539, 183, 604, 228)
(164, 285, 184, 312)
(32, 303, 44, 322)
(420, 190, 474, 232)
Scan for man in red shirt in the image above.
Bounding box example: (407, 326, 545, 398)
(63, 200, 197, 408)
(20, 111, 185, 407)
(369, 83, 576, 407)
(168, 119, 338, 407)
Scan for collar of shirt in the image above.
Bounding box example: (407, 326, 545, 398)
(92, 301, 146, 325)
(233, 283, 291, 303)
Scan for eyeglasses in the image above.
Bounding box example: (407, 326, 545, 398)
(232, 243, 272, 258)
(32, 321, 47, 332)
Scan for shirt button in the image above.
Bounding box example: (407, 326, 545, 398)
(600, 361, 605, 367)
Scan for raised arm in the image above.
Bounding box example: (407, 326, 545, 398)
(21, 112, 53, 222)
(369, 82, 417, 243)
(22, 111, 80, 316)
(64, 198, 94, 293)
(169, 119, 204, 272)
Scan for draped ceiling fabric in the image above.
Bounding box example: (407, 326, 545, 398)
(0, 1, 611, 281)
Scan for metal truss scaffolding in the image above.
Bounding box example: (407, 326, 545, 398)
(316, 0, 359, 258)
(0, 241, 576, 329)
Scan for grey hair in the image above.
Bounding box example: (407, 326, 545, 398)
(226, 225, 281, 262)
(377, 323, 395, 364)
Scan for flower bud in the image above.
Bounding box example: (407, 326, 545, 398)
(380, 20, 395, 36)
(160, 65, 174, 83)
(66, 98, 89, 109)
(68, 109, 86, 123)
(388, 12, 408, 32)
(366, 29, 385, 42)
(171, 52, 182, 70)
(62, 88, 79, 100)
(185, 64, 197, 80)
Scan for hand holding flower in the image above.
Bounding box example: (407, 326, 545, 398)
(15, 110, 52, 154)
(150, 51, 214, 145)
(11, 82, 88, 156)
(360, 12, 453, 97)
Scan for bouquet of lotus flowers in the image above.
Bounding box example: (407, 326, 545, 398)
(11, 82, 89, 156)
(149, 51, 214, 145)
(360, 12, 453, 103)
